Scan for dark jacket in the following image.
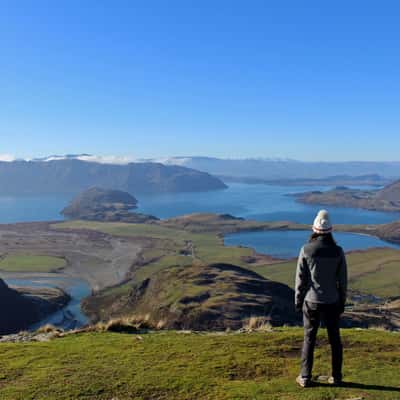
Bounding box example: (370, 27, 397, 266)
(295, 236, 347, 309)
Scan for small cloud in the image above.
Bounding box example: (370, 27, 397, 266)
(0, 154, 15, 162)
(138, 157, 191, 166)
(77, 155, 136, 165)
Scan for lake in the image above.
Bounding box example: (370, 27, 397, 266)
(224, 230, 400, 259)
(0, 194, 72, 224)
(1, 183, 400, 225)
(136, 183, 400, 225)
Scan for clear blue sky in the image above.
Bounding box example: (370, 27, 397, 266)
(1, 0, 400, 161)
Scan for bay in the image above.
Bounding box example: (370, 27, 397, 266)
(0, 194, 71, 224)
(136, 183, 400, 225)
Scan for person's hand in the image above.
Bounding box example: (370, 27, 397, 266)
(295, 303, 303, 313)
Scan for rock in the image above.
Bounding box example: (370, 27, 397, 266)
(0, 331, 61, 343)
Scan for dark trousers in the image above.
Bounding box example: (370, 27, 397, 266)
(301, 301, 343, 380)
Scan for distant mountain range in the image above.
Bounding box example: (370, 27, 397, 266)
(0, 159, 227, 195)
(146, 157, 400, 180)
(3, 155, 400, 194)
(219, 174, 391, 186)
(10, 155, 400, 180)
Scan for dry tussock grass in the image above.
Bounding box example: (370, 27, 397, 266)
(82, 314, 167, 333)
(35, 324, 63, 334)
(242, 316, 273, 332)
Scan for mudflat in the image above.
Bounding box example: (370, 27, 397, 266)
(0, 221, 147, 291)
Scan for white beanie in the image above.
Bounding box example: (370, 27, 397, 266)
(312, 209, 333, 233)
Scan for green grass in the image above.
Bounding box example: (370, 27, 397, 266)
(0, 329, 399, 399)
(54, 220, 400, 299)
(133, 255, 193, 283)
(351, 260, 400, 297)
(249, 248, 400, 298)
(53, 220, 253, 273)
(0, 255, 66, 272)
(53, 221, 194, 244)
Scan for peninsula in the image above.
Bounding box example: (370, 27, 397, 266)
(292, 179, 400, 212)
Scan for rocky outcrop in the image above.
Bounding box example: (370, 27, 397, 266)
(0, 278, 70, 335)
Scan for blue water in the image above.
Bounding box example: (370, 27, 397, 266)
(136, 183, 400, 225)
(224, 230, 400, 259)
(5, 277, 91, 330)
(0, 194, 71, 224)
(1, 184, 399, 225)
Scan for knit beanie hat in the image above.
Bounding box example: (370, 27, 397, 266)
(312, 209, 333, 233)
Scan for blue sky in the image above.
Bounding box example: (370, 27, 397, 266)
(1, 0, 400, 161)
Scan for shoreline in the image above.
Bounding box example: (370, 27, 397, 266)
(3, 273, 92, 331)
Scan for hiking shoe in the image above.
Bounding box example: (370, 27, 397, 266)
(296, 375, 311, 388)
(328, 376, 342, 385)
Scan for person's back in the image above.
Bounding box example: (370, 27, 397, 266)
(295, 210, 348, 388)
(299, 235, 347, 306)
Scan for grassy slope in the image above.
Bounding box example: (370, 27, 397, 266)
(55, 221, 400, 299)
(0, 329, 399, 400)
(83, 263, 298, 328)
(249, 248, 400, 298)
(0, 255, 66, 273)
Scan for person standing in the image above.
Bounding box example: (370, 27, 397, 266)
(295, 210, 348, 388)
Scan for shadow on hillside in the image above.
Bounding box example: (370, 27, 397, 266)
(314, 381, 400, 392)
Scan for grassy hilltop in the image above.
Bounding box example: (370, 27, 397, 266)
(0, 329, 399, 400)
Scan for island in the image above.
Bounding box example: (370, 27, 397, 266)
(61, 187, 158, 223)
